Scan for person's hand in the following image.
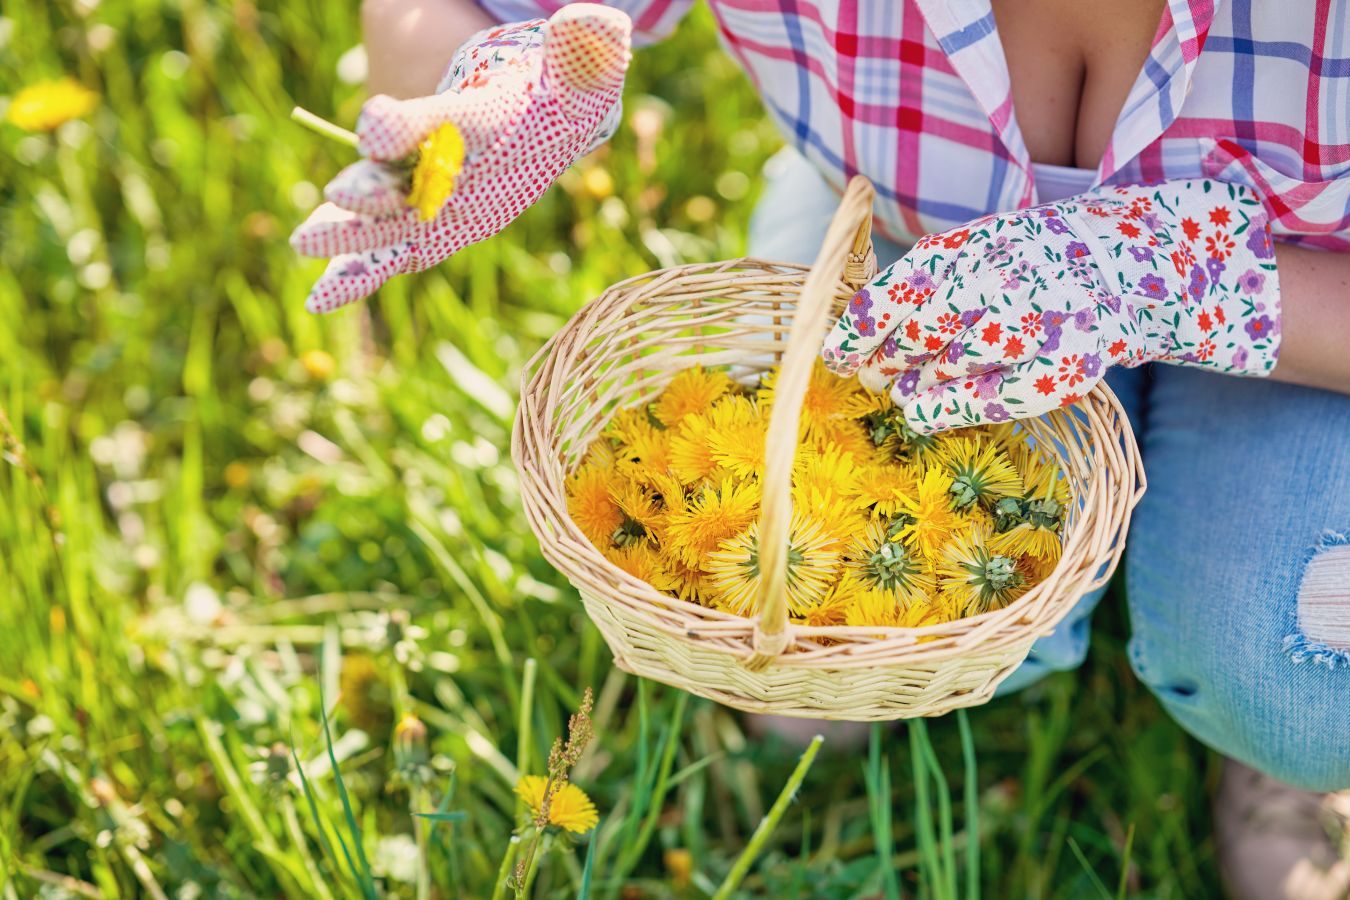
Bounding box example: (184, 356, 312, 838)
(290, 4, 631, 313)
(821, 180, 1282, 432)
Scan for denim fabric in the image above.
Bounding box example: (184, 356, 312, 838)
(749, 150, 1350, 790)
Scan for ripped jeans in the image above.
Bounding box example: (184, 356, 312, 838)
(750, 150, 1350, 791)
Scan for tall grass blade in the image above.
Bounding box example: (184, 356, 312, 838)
(712, 734, 823, 899)
(957, 710, 980, 900)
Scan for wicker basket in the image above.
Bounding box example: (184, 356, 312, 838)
(512, 176, 1145, 720)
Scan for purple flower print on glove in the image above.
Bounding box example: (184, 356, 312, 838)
(1238, 269, 1265, 293)
(849, 288, 877, 336)
(1081, 352, 1102, 378)
(894, 368, 921, 397)
(1246, 226, 1275, 259)
(1245, 315, 1274, 341)
(1064, 241, 1091, 260)
(1232, 346, 1249, 368)
(1128, 245, 1154, 262)
(982, 402, 1010, 422)
(1206, 256, 1226, 282)
(1137, 273, 1168, 301)
(1187, 265, 1208, 303)
(982, 236, 1012, 266)
(971, 370, 1003, 400)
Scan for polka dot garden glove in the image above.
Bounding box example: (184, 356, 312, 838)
(821, 180, 1282, 433)
(290, 4, 631, 313)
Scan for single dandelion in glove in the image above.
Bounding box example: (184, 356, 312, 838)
(290, 4, 632, 312)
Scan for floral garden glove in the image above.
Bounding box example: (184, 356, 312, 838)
(290, 4, 631, 313)
(821, 180, 1281, 432)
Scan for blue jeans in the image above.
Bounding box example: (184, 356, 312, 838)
(749, 151, 1350, 790)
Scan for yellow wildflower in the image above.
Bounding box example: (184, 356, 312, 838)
(610, 481, 661, 547)
(760, 360, 859, 435)
(663, 478, 759, 566)
(615, 423, 673, 488)
(6, 78, 98, 132)
(935, 524, 1030, 618)
(605, 544, 679, 592)
(894, 466, 964, 561)
(669, 413, 722, 485)
(933, 437, 1023, 511)
(514, 776, 598, 834)
(653, 367, 733, 427)
(567, 464, 623, 547)
(989, 522, 1062, 564)
(658, 546, 714, 604)
(705, 396, 766, 479)
(407, 122, 465, 221)
(844, 520, 936, 604)
(705, 512, 839, 615)
(854, 460, 920, 519)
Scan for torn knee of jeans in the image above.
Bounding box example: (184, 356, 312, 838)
(1284, 531, 1350, 669)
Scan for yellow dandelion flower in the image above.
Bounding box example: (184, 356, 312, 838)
(894, 466, 964, 561)
(705, 512, 839, 615)
(663, 478, 760, 567)
(793, 443, 862, 503)
(797, 584, 854, 627)
(854, 461, 920, 519)
(407, 122, 466, 221)
(567, 464, 623, 547)
(844, 520, 936, 604)
(933, 437, 1023, 511)
(840, 385, 893, 420)
(6, 78, 98, 132)
(935, 524, 1030, 618)
(609, 481, 661, 547)
(760, 360, 858, 434)
(514, 776, 599, 834)
(840, 575, 904, 628)
(580, 438, 616, 471)
(705, 396, 766, 479)
(604, 406, 654, 445)
(616, 424, 673, 488)
(653, 367, 733, 427)
(669, 413, 721, 485)
(808, 415, 877, 459)
(989, 522, 1062, 564)
(604, 544, 679, 592)
(793, 485, 869, 546)
(657, 545, 714, 604)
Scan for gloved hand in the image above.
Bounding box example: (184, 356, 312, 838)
(290, 4, 631, 313)
(821, 180, 1281, 432)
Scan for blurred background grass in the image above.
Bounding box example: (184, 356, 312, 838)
(1, 2, 1224, 897)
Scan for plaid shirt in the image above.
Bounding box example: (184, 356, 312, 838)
(479, 0, 1350, 251)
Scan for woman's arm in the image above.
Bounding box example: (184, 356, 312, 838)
(362, 0, 494, 97)
(1270, 244, 1350, 395)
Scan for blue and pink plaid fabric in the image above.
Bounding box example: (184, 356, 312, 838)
(478, 0, 1350, 251)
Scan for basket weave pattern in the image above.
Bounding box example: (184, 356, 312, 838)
(512, 178, 1145, 719)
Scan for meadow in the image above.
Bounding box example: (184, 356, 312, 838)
(2, 2, 1223, 896)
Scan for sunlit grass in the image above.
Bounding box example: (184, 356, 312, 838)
(1, 2, 1220, 896)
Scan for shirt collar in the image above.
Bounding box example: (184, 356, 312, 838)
(914, 0, 1221, 195)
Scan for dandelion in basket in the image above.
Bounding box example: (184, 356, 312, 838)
(564, 362, 1069, 627)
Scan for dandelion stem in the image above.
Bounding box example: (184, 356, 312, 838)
(713, 735, 824, 899)
(291, 106, 359, 148)
(491, 836, 521, 900)
(411, 783, 432, 900)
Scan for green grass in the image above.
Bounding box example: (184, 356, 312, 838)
(1, 3, 1223, 896)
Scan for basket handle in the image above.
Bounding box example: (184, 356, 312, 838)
(746, 175, 877, 670)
